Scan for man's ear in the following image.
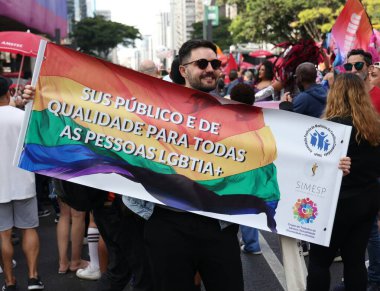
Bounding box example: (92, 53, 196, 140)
(179, 65, 187, 78)
(297, 75, 303, 83)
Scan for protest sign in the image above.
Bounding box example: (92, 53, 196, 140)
(16, 42, 351, 246)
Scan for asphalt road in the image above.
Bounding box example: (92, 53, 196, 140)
(1, 203, 344, 291)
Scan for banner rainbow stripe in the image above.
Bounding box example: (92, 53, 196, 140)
(20, 43, 281, 231)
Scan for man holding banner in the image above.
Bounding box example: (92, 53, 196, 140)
(140, 40, 244, 291)
(22, 39, 245, 291)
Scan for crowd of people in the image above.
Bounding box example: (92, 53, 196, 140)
(0, 37, 379, 291)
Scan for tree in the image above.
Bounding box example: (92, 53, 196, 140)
(221, 0, 344, 44)
(228, 0, 310, 44)
(292, 6, 343, 41)
(362, 0, 380, 30)
(71, 15, 141, 59)
(295, 0, 380, 40)
(191, 17, 233, 50)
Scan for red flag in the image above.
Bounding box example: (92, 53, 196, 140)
(331, 0, 372, 61)
(224, 53, 238, 76)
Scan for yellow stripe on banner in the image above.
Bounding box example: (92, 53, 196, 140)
(33, 76, 277, 180)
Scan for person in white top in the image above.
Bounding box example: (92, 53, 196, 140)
(0, 76, 44, 291)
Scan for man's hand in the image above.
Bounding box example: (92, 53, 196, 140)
(338, 156, 351, 176)
(281, 92, 293, 102)
(22, 85, 36, 103)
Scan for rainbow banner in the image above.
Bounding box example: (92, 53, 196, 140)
(17, 43, 351, 246)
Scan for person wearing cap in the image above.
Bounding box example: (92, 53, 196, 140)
(0, 76, 44, 290)
(370, 61, 380, 92)
(365, 60, 380, 291)
(371, 61, 380, 113)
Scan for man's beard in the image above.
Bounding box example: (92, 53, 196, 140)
(187, 72, 217, 92)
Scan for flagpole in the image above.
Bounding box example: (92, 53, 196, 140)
(13, 39, 48, 166)
(15, 55, 25, 98)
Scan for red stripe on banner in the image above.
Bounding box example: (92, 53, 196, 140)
(40, 44, 266, 143)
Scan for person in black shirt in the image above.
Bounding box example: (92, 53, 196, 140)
(307, 73, 380, 291)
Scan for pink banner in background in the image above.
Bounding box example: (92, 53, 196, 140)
(331, 0, 372, 61)
(0, 0, 67, 38)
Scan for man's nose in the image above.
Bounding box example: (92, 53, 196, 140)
(205, 62, 214, 71)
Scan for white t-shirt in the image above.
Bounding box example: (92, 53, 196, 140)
(0, 105, 36, 202)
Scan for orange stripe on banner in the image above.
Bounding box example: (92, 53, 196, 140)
(39, 43, 266, 143)
(33, 76, 277, 180)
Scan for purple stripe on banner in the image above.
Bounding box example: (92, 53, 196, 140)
(0, 0, 67, 38)
(37, 164, 135, 181)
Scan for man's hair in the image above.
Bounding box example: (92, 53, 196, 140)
(244, 70, 253, 81)
(229, 69, 238, 81)
(138, 60, 157, 75)
(296, 62, 317, 84)
(169, 55, 185, 85)
(0, 76, 12, 97)
(347, 49, 373, 65)
(178, 39, 217, 65)
(230, 83, 255, 105)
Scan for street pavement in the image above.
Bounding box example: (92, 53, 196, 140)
(1, 203, 344, 291)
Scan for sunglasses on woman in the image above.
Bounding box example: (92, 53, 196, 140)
(343, 61, 365, 71)
(182, 58, 222, 70)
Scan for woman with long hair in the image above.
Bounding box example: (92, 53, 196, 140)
(254, 61, 275, 102)
(307, 73, 380, 291)
(255, 61, 274, 90)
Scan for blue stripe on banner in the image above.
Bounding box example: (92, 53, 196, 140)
(19, 145, 279, 230)
(19, 144, 135, 180)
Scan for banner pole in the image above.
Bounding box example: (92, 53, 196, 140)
(15, 55, 25, 96)
(13, 39, 48, 166)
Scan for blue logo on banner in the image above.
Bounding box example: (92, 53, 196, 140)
(304, 125, 336, 157)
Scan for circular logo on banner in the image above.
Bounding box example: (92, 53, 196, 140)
(293, 198, 318, 224)
(304, 124, 336, 157)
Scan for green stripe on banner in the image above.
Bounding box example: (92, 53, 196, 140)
(25, 109, 174, 173)
(198, 163, 280, 201)
(26, 109, 279, 200)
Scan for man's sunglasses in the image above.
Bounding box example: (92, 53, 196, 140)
(182, 58, 222, 70)
(343, 61, 365, 71)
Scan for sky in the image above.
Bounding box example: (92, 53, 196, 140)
(95, 0, 170, 36)
(95, 0, 171, 67)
